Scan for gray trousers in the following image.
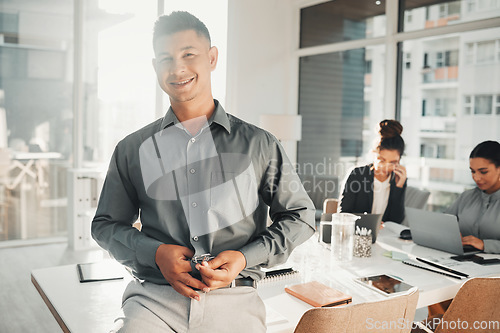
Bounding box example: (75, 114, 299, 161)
(110, 279, 266, 333)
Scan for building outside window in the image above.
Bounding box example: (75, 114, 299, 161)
(297, 0, 500, 211)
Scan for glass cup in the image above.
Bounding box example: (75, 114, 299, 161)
(330, 213, 360, 262)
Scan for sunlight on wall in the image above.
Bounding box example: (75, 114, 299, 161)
(163, 0, 228, 106)
(96, 0, 228, 107)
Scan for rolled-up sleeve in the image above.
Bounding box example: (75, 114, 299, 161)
(239, 138, 315, 268)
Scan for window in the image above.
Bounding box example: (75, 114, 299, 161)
(466, 39, 500, 64)
(300, 1, 386, 48)
(464, 95, 473, 115)
(1, 1, 158, 243)
(466, 0, 476, 12)
(365, 60, 372, 74)
(0, 0, 75, 242)
(435, 99, 443, 115)
(474, 95, 493, 114)
(445, 50, 459, 66)
(423, 53, 430, 68)
(439, 4, 448, 18)
(464, 94, 499, 115)
(476, 40, 496, 63)
(465, 43, 475, 64)
(298, 0, 500, 212)
(436, 52, 444, 67)
(405, 53, 412, 69)
(421, 143, 447, 158)
(406, 10, 413, 24)
(297, 46, 385, 183)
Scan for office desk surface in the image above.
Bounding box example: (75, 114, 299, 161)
(31, 264, 132, 333)
(32, 227, 500, 333)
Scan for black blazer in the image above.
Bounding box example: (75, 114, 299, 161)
(339, 164, 406, 223)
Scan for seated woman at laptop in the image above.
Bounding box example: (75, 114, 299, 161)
(447, 140, 500, 253)
(426, 140, 500, 318)
(339, 120, 407, 223)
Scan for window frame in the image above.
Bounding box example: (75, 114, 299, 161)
(293, 0, 500, 121)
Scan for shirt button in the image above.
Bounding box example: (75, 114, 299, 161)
(190, 168, 196, 174)
(191, 138, 196, 143)
(193, 236, 199, 242)
(191, 202, 198, 208)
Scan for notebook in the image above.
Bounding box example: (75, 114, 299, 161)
(259, 267, 300, 284)
(77, 261, 126, 283)
(285, 281, 352, 307)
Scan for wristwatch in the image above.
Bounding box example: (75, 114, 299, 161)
(191, 253, 215, 264)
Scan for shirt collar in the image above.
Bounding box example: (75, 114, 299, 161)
(160, 99, 231, 134)
(479, 186, 500, 202)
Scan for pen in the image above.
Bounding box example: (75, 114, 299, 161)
(416, 257, 469, 278)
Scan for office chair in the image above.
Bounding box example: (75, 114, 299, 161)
(294, 287, 419, 333)
(413, 278, 500, 333)
(405, 186, 431, 210)
(402, 186, 431, 226)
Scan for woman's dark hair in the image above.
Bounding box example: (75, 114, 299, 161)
(375, 119, 405, 156)
(469, 140, 500, 167)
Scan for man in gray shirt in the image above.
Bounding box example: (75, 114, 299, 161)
(92, 11, 315, 332)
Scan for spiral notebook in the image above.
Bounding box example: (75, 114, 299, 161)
(258, 267, 300, 285)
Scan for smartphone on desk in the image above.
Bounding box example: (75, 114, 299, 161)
(354, 274, 414, 296)
(450, 254, 482, 262)
(476, 258, 500, 265)
(451, 254, 500, 265)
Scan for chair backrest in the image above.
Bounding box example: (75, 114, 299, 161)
(294, 288, 419, 333)
(323, 198, 338, 214)
(405, 186, 431, 210)
(402, 186, 431, 226)
(435, 278, 500, 333)
(301, 175, 339, 211)
(405, 186, 431, 209)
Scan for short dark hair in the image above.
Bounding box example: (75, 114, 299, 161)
(375, 119, 405, 156)
(470, 140, 500, 167)
(153, 11, 211, 49)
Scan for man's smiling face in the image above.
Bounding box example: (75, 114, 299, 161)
(153, 29, 217, 104)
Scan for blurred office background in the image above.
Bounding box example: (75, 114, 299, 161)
(0, 0, 499, 246)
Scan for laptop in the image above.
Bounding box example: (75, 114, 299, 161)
(353, 213, 383, 243)
(406, 207, 480, 255)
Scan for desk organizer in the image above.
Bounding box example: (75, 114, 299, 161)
(353, 235, 372, 257)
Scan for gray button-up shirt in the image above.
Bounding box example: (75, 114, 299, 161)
(91, 100, 315, 284)
(447, 187, 500, 254)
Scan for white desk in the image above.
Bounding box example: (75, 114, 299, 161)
(32, 228, 500, 333)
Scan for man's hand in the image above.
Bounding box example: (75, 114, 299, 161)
(155, 244, 210, 300)
(462, 235, 484, 251)
(196, 250, 247, 291)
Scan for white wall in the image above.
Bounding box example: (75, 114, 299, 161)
(225, 1, 296, 126)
